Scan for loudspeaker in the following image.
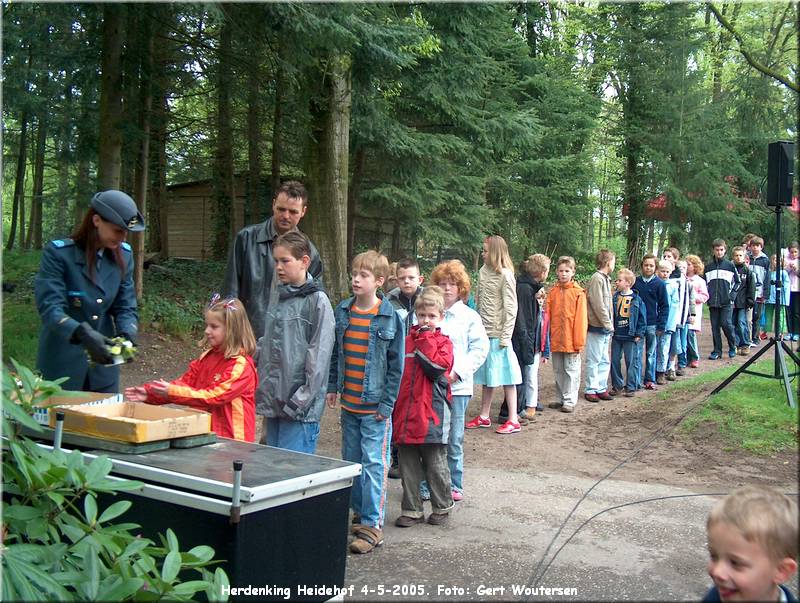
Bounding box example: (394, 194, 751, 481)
(766, 140, 794, 206)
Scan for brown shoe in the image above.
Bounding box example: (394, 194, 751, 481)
(596, 391, 613, 401)
(350, 526, 384, 554)
(624, 389, 636, 397)
(395, 515, 425, 528)
(427, 513, 449, 526)
(740, 347, 750, 356)
(656, 372, 666, 385)
(666, 370, 676, 381)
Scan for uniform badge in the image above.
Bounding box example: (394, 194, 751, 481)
(52, 240, 65, 248)
(127, 216, 139, 228)
(72, 297, 82, 308)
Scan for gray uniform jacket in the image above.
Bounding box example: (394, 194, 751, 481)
(222, 217, 323, 338)
(34, 239, 138, 392)
(255, 276, 335, 423)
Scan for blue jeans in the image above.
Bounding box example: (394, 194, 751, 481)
(639, 325, 658, 384)
(584, 331, 612, 394)
(340, 410, 392, 528)
(611, 338, 640, 391)
(265, 418, 320, 454)
(447, 395, 469, 494)
(656, 331, 672, 373)
(677, 324, 689, 368)
(733, 308, 750, 347)
(686, 329, 700, 363)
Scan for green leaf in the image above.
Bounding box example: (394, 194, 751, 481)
(166, 528, 179, 552)
(84, 494, 97, 524)
(172, 580, 212, 597)
(184, 545, 214, 563)
(46, 491, 66, 506)
(96, 576, 145, 601)
(97, 499, 131, 524)
(84, 543, 100, 600)
(161, 549, 181, 583)
(2, 504, 43, 521)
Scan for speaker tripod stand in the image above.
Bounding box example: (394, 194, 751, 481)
(711, 204, 798, 408)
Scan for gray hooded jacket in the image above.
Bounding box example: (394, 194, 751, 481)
(255, 276, 335, 423)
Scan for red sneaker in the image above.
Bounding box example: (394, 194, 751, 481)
(689, 360, 699, 368)
(596, 391, 613, 401)
(644, 382, 657, 390)
(465, 415, 491, 429)
(495, 420, 521, 434)
(759, 332, 768, 341)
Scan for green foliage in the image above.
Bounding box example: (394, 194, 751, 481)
(675, 361, 799, 454)
(139, 259, 226, 338)
(3, 250, 43, 367)
(2, 363, 230, 601)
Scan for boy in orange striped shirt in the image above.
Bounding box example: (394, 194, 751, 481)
(326, 250, 405, 554)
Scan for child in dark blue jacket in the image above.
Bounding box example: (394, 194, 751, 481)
(611, 269, 647, 396)
(633, 254, 668, 390)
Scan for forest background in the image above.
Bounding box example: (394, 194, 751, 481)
(3, 2, 798, 303)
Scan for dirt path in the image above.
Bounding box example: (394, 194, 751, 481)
(120, 328, 799, 490)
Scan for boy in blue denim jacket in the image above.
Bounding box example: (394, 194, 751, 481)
(326, 250, 404, 554)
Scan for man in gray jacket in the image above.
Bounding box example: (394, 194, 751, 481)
(584, 249, 615, 402)
(222, 181, 323, 338)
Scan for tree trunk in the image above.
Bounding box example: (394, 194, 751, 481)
(148, 5, 172, 256)
(132, 11, 154, 301)
(120, 8, 139, 194)
(391, 219, 401, 261)
(7, 112, 29, 251)
(302, 53, 352, 302)
(98, 4, 124, 189)
(247, 41, 262, 224)
(212, 5, 236, 260)
(28, 115, 47, 249)
(270, 37, 286, 196)
(347, 147, 366, 263)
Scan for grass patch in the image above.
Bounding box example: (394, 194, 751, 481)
(3, 250, 43, 367)
(680, 360, 799, 455)
(2, 251, 226, 368)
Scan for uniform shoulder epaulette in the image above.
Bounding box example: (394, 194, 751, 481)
(51, 239, 75, 248)
(121, 242, 132, 252)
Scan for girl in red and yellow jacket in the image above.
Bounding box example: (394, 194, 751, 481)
(125, 296, 258, 442)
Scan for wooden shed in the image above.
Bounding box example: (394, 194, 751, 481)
(165, 177, 250, 260)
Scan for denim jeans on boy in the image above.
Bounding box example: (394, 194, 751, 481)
(611, 338, 640, 391)
(584, 330, 612, 394)
(709, 305, 737, 355)
(520, 355, 541, 409)
(340, 410, 392, 528)
(656, 331, 672, 373)
(732, 308, 750, 347)
(686, 329, 700, 363)
(265, 418, 320, 454)
(639, 325, 658, 384)
(676, 323, 689, 368)
(421, 394, 469, 499)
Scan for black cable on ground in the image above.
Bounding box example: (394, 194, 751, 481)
(524, 379, 797, 597)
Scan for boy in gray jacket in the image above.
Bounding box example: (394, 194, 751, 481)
(256, 231, 335, 454)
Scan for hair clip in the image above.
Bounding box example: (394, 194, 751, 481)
(223, 298, 237, 311)
(208, 292, 221, 308)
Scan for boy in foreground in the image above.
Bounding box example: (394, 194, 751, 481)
(326, 250, 405, 554)
(704, 485, 798, 602)
(392, 286, 455, 527)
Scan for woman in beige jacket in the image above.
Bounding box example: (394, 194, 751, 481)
(466, 235, 523, 434)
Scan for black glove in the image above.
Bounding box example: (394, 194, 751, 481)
(118, 332, 137, 346)
(73, 322, 114, 365)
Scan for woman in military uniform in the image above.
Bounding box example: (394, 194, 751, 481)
(34, 190, 145, 393)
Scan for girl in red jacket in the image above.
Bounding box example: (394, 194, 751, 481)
(125, 296, 258, 442)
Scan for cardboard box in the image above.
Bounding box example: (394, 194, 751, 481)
(33, 391, 123, 425)
(49, 401, 211, 443)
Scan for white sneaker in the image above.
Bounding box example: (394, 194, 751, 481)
(749, 342, 758, 348)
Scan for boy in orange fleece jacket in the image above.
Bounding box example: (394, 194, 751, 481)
(546, 256, 588, 413)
